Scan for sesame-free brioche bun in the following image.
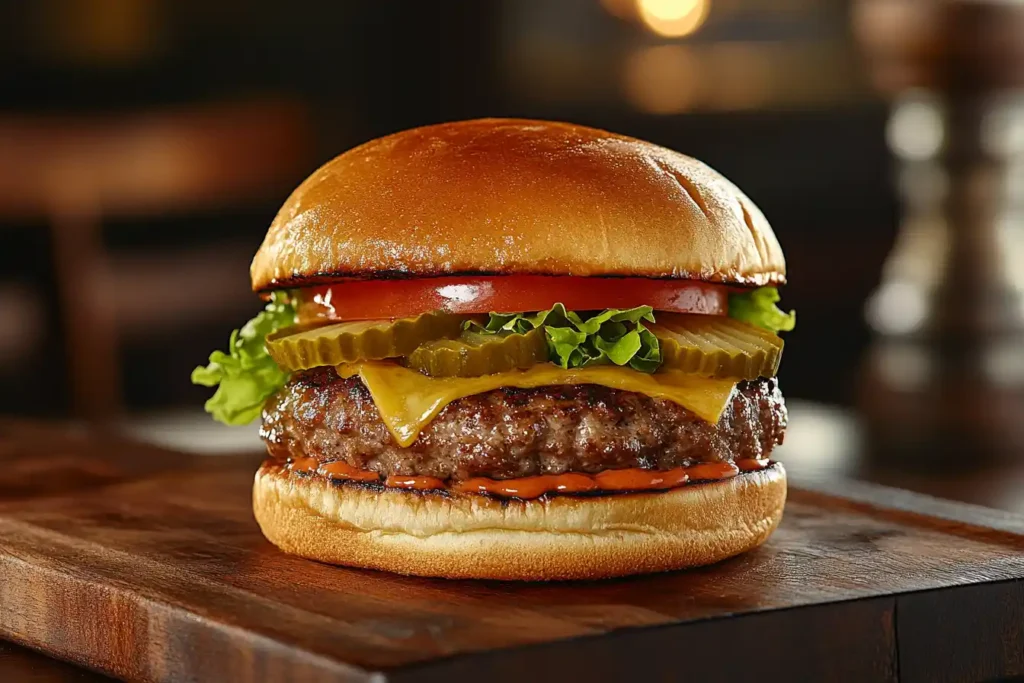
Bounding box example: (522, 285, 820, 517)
(252, 462, 787, 581)
(250, 118, 786, 292)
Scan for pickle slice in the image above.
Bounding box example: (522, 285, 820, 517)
(267, 311, 466, 372)
(405, 328, 549, 377)
(648, 314, 783, 380)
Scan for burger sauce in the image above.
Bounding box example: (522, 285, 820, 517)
(290, 458, 769, 500)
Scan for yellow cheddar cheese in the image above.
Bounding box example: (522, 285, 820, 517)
(336, 362, 738, 447)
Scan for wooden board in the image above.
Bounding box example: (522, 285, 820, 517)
(1, 421, 1023, 683)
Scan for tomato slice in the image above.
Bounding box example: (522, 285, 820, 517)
(296, 276, 729, 322)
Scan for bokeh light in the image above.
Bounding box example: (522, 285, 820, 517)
(886, 94, 945, 160)
(623, 44, 701, 114)
(636, 0, 709, 38)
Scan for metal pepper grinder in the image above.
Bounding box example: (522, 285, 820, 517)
(853, 0, 1024, 465)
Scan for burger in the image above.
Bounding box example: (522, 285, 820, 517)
(192, 118, 795, 580)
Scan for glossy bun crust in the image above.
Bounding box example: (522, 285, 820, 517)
(250, 119, 786, 291)
(252, 462, 787, 580)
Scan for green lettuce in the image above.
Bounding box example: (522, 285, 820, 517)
(468, 304, 662, 373)
(728, 287, 796, 334)
(191, 291, 297, 425)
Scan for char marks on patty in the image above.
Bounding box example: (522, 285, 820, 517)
(261, 367, 786, 482)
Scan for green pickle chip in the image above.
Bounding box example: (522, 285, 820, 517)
(266, 311, 466, 372)
(648, 314, 783, 380)
(404, 327, 549, 377)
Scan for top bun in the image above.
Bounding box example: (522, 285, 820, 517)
(251, 118, 785, 292)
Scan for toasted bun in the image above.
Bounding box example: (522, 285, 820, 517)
(251, 118, 785, 292)
(252, 462, 786, 580)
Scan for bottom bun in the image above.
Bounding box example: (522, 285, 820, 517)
(253, 462, 786, 580)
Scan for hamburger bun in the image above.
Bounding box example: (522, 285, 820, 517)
(250, 118, 785, 292)
(252, 461, 787, 581)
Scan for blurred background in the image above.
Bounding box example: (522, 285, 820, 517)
(3, 0, 1024, 509)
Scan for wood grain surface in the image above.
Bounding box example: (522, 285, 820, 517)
(1, 421, 1023, 682)
(0, 640, 113, 682)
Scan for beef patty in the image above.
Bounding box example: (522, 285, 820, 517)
(261, 367, 786, 481)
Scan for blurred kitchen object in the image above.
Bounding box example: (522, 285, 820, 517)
(854, 0, 1024, 464)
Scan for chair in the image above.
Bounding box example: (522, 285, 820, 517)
(0, 99, 312, 421)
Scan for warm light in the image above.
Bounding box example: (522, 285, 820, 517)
(622, 45, 701, 115)
(636, 0, 709, 38)
(886, 94, 945, 160)
(866, 280, 929, 336)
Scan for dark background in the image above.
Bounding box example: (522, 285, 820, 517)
(0, 0, 896, 419)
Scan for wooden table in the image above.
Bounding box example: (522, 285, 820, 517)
(1, 417, 1023, 682)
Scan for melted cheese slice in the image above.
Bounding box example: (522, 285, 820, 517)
(336, 362, 738, 447)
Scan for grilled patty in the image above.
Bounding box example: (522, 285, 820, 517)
(262, 367, 787, 481)
(262, 368, 786, 481)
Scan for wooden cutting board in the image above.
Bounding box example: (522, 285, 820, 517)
(1, 421, 1023, 683)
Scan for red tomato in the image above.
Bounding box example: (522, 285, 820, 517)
(297, 276, 729, 322)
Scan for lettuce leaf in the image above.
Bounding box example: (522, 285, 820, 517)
(191, 291, 297, 425)
(728, 287, 796, 334)
(468, 304, 662, 373)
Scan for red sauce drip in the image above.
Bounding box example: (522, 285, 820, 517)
(684, 462, 740, 481)
(287, 457, 319, 474)
(593, 467, 689, 491)
(452, 462, 757, 499)
(736, 458, 770, 472)
(455, 473, 598, 498)
(385, 475, 447, 490)
(288, 459, 771, 499)
(319, 461, 383, 482)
